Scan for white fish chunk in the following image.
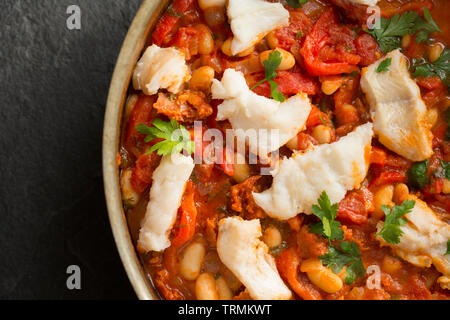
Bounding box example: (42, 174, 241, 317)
(217, 217, 292, 300)
(360, 49, 433, 162)
(227, 0, 289, 55)
(133, 44, 190, 95)
(137, 153, 194, 252)
(211, 68, 312, 159)
(253, 123, 373, 220)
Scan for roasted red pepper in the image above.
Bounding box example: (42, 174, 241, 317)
(171, 182, 197, 248)
(301, 9, 360, 76)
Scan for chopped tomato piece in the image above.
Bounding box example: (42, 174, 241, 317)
(123, 95, 157, 158)
(301, 9, 360, 76)
(370, 146, 387, 166)
(151, 0, 195, 46)
(171, 182, 198, 248)
(338, 188, 374, 225)
(130, 152, 161, 194)
(252, 71, 319, 97)
(306, 105, 329, 128)
(272, 11, 313, 50)
(417, 76, 444, 90)
(369, 169, 407, 188)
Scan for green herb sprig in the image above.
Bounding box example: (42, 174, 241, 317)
(376, 58, 392, 73)
(376, 199, 416, 244)
(320, 241, 365, 285)
(366, 8, 442, 53)
(309, 191, 344, 243)
(251, 51, 286, 102)
(286, 0, 308, 8)
(136, 119, 194, 156)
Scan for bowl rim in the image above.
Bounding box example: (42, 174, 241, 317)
(102, 0, 170, 300)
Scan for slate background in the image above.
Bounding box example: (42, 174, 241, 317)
(0, 0, 142, 299)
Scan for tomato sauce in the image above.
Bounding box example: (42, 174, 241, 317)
(120, 0, 450, 300)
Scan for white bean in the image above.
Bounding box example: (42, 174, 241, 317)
(179, 242, 206, 281)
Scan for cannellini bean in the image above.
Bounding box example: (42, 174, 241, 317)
(179, 242, 206, 281)
(124, 94, 138, 122)
(215, 276, 233, 300)
(221, 38, 233, 56)
(312, 125, 332, 144)
(373, 185, 394, 217)
(300, 258, 343, 294)
(198, 0, 226, 10)
(321, 79, 343, 95)
(262, 225, 282, 248)
(195, 24, 214, 55)
(260, 48, 295, 71)
(427, 108, 439, 127)
(393, 183, 409, 204)
(190, 66, 215, 91)
(196, 273, 219, 300)
(286, 135, 299, 150)
(427, 43, 444, 63)
(265, 31, 279, 49)
(443, 180, 450, 194)
(232, 152, 251, 183)
(401, 34, 411, 49)
(382, 255, 403, 274)
(121, 169, 140, 208)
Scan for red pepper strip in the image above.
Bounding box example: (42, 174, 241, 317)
(171, 182, 197, 249)
(151, 0, 195, 46)
(252, 71, 319, 97)
(369, 170, 407, 188)
(306, 105, 330, 128)
(370, 146, 387, 166)
(276, 248, 322, 300)
(300, 9, 360, 76)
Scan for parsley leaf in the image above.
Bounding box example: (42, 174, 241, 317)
(376, 58, 392, 73)
(412, 47, 450, 88)
(296, 30, 303, 39)
(366, 11, 418, 53)
(251, 50, 286, 102)
(440, 160, 450, 180)
(286, 0, 308, 8)
(320, 241, 365, 284)
(136, 119, 194, 156)
(411, 8, 442, 43)
(309, 191, 344, 243)
(408, 160, 429, 189)
(446, 240, 450, 255)
(366, 9, 442, 53)
(376, 199, 416, 244)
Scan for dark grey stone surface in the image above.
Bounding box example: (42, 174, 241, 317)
(0, 0, 141, 299)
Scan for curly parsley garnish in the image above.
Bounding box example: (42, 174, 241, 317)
(366, 9, 442, 53)
(446, 240, 450, 256)
(309, 191, 344, 243)
(376, 199, 416, 244)
(376, 58, 392, 73)
(136, 119, 194, 156)
(251, 50, 286, 102)
(286, 0, 308, 8)
(320, 241, 365, 285)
